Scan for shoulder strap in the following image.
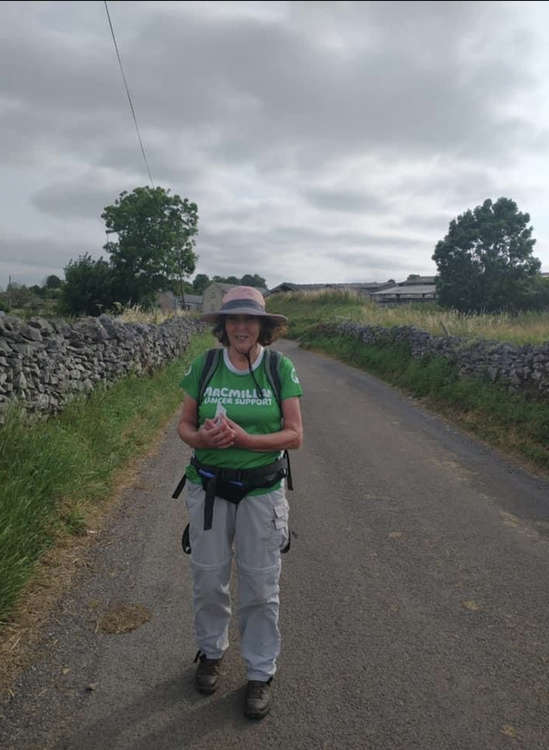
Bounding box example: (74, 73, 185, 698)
(263, 349, 282, 407)
(197, 349, 222, 407)
(264, 349, 294, 493)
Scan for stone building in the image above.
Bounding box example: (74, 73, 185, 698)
(201, 282, 235, 313)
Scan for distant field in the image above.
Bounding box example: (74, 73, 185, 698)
(267, 290, 549, 345)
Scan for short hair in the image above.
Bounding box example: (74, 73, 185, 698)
(212, 316, 287, 346)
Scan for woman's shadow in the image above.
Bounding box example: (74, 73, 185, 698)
(54, 665, 264, 750)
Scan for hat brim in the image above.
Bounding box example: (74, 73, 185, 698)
(200, 307, 287, 323)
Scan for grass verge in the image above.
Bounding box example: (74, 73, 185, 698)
(0, 331, 214, 623)
(300, 327, 549, 473)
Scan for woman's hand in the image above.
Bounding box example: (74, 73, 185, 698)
(223, 417, 251, 449)
(198, 417, 236, 449)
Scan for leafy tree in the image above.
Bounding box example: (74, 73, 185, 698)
(513, 273, 549, 311)
(208, 274, 267, 288)
(240, 273, 267, 288)
(45, 274, 63, 289)
(433, 197, 540, 312)
(192, 273, 210, 294)
(30, 284, 47, 298)
(102, 186, 198, 307)
(213, 275, 240, 285)
(60, 253, 115, 317)
(0, 282, 42, 312)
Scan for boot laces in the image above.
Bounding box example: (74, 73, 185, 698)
(247, 679, 271, 699)
(194, 650, 220, 674)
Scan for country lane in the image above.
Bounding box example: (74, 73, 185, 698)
(1, 339, 549, 749)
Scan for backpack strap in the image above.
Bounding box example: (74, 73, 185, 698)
(197, 349, 222, 404)
(195, 348, 222, 429)
(263, 349, 294, 492)
(263, 348, 282, 407)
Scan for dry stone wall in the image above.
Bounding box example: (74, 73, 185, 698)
(333, 321, 549, 394)
(0, 314, 204, 420)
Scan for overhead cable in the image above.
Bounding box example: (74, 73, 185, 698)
(104, 0, 155, 188)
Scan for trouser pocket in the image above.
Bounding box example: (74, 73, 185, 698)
(272, 495, 290, 553)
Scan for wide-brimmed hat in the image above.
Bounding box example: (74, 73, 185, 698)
(200, 286, 287, 323)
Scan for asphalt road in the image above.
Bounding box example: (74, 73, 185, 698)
(2, 340, 549, 749)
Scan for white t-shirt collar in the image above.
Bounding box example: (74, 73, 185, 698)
(223, 345, 264, 375)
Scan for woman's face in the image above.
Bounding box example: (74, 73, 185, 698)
(225, 314, 261, 354)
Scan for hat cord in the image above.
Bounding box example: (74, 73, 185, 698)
(245, 349, 266, 400)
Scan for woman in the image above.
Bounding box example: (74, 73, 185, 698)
(177, 286, 303, 719)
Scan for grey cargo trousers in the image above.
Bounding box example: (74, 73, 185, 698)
(185, 480, 290, 682)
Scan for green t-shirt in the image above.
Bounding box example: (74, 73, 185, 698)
(179, 347, 303, 492)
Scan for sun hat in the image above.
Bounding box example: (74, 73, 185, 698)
(200, 286, 287, 323)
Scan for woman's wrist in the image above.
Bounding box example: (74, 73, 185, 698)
(179, 425, 204, 450)
(238, 431, 253, 450)
(194, 428, 208, 450)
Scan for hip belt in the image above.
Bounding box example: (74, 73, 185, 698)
(172, 452, 293, 531)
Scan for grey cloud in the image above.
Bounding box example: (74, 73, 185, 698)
(198, 223, 427, 271)
(198, 5, 532, 162)
(0, 235, 98, 277)
(272, 226, 423, 250)
(399, 213, 453, 233)
(395, 168, 501, 213)
(31, 168, 199, 223)
(304, 188, 390, 214)
(197, 236, 432, 286)
(89, 2, 538, 176)
(31, 181, 117, 220)
(2, 2, 549, 287)
(0, 1, 541, 177)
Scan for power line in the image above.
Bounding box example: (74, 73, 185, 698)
(104, 0, 155, 188)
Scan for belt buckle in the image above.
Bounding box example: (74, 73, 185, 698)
(231, 470, 244, 487)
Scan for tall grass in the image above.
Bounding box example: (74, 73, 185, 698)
(267, 290, 549, 345)
(267, 290, 366, 339)
(359, 303, 549, 345)
(0, 332, 213, 622)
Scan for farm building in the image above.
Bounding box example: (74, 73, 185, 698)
(370, 275, 437, 304)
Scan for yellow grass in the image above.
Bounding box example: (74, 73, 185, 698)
(358, 301, 549, 345)
(269, 291, 549, 345)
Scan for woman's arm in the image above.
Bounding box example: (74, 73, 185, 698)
(177, 394, 235, 450)
(225, 397, 303, 452)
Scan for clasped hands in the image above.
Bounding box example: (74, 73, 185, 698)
(198, 416, 249, 450)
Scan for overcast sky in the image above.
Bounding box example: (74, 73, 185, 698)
(2, 0, 549, 290)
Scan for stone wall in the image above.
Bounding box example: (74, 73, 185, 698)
(0, 314, 204, 420)
(331, 321, 549, 394)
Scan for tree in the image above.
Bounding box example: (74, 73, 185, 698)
(432, 197, 540, 312)
(513, 273, 549, 311)
(192, 273, 210, 294)
(208, 274, 268, 288)
(45, 274, 63, 289)
(240, 274, 267, 288)
(0, 282, 42, 312)
(101, 186, 198, 307)
(29, 284, 47, 298)
(60, 253, 115, 316)
(213, 275, 240, 285)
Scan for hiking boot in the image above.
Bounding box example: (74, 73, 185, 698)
(194, 650, 222, 695)
(244, 678, 273, 719)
